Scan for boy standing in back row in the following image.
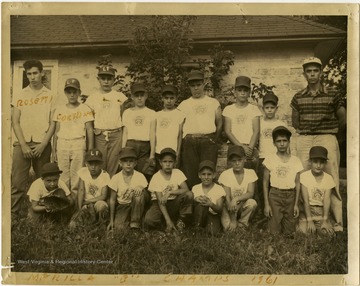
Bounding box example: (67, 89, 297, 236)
(178, 70, 223, 188)
(86, 65, 128, 177)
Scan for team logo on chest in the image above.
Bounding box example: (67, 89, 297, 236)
(134, 116, 144, 126)
(275, 165, 290, 178)
(159, 118, 171, 128)
(236, 114, 247, 124)
(263, 128, 273, 138)
(194, 104, 207, 115)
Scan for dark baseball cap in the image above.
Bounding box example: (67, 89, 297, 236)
(227, 145, 246, 159)
(41, 163, 63, 177)
(161, 85, 177, 95)
(64, 78, 81, 90)
(272, 126, 292, 140)
(98, 65, 116, 76)
(159, 148, 177, 159)
(263, 93, 278, 105)
(131, 83, 147, 95)
(187, 70, 204, 82)
(235, 76, 251, 89)
(309, 146, 328, 160)
(119, 147, 137, 160)
(85, 149, 103, 162)
(198, 160, 216, 172)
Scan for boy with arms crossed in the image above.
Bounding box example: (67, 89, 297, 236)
(144, 148, 193, 233)
(53, 78, 94, 194)
(298, 146, 335, 234)
(219, 145, 258, 231)
(107, 147, 148, 230)
(263, 126, 303, 235)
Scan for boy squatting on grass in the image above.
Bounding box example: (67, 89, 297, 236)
(219, 145, 258, 232)
(154, 85, 185, 170)
(27, 162, 74, 222)
(107, 147, 148, 230)
(192, 160, 226, 234)
(69, 149, 111, 229)
(53, 78, 94, 195)
(297, 146, 336, 235)
(263, 126, 303, 235)
(144, 148, 193, 233)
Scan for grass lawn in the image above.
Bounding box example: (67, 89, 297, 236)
(11, 196, 348, 275)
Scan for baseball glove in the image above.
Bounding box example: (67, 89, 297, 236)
(43, 188, 70, 212)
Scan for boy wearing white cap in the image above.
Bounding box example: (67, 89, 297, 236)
(86, 65, 128, 177)
(297, 146, 335, 234)
(290, 57, 346, 231)
(53, 78, 94, 194)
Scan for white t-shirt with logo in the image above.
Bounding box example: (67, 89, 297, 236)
(177, 96, 220, 136)
(11, 85, 53, 143)
(192, 183, 226, 215)
(86, 89, 127, 130)
(300, 170, 336, 206)
(259, 117, 287, 159)
(223, 103, 262, 144)
(28, 178, 71, 202)
(155, 109, 185, 154)
(263, 154, 303, 189)
(148, 169, 187, 200)
(218, 168, 258, 198)
(108, 170, 148, 204)
(53, 104, 94, 140)
(122, 107, 156, 141)
(77, 167, 110, 200)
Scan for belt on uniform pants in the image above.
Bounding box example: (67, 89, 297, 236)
(94, 128, 121, 141)
(271, 187, 294, 192)
(185, 133, 216, 138)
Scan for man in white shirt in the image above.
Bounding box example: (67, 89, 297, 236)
(11, 60, 56, 217)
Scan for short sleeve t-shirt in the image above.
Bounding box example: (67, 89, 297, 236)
(259, 117, 287, 158)
(53, 104, 94, 140)
(263, 154, 303, 189)
(223, 103, 262, 144)
(155, 109, 185, 154)
(218, 168, 258, 198)
(177, 96, 220, 136)
(11, 85, 53, 142)
(300, 170, 336, 206)
(148, 169, 187, 200)
(108, 170, 148, 204)
(86, 89, 127, 130)
(122, 107, 156, 141)
(27, 178, 71, 202)
(192, 183, 226, 215)
(77, 167, 110, 200)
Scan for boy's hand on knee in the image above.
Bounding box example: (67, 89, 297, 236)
(229, 220, 237, 232)
(264, 204, 272, 218)
(133, 187, 143, 197)
(307, 220, 316, 233)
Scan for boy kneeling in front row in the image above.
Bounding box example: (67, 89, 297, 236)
(144, 148, 193, 233)
(27, 162, 74, 223)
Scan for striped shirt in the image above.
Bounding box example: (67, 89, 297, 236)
(290, 86, 345, 135)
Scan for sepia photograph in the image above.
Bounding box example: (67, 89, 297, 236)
(2, 2, 359, 285)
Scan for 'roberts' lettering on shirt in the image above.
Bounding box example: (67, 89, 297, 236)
(56, 111, 93, 122)
(16, 95, 52, 107)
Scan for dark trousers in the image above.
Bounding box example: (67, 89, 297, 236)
(11, 142, 51, 215)
(181, 134, 218, 188)
(193, 202, 222, 234)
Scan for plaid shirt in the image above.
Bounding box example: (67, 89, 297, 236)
(290, 86, 345, 135)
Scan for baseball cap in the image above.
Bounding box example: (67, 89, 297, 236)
(272, 126, 292, 140)
(161, 85, 177, 95)
(187, 70, 204, 82)
(198, 160, 216, 172)
(302, 57, 322, 69)
(98, 65, 116, 76)
(309, 146, 328, 160)
(41, 162, 63, 177)
(131, 83, 147, 95)
(119, 147, 137, 160)
(227, 145, 246, 159)
(235, 76, 251, 89)
(85, 149, 103, 162)
(159, 148, 177, 159)
(262, 93, 278, 105)
(64, 78, 80, 90)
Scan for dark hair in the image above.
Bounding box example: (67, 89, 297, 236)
(23, 60, 43, 72)
(272, 131, 291, 141)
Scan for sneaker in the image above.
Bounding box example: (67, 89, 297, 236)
(176, 219, 186, 233)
